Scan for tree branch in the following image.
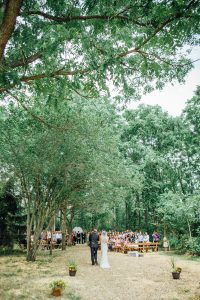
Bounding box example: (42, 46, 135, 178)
(0, 7, 198, 94)
(6, 91, 69, 131)
(117, 15, 183, 58)
(0, 0, 23, 60)
(0, 67, 90, 93)
(27, 10, 127, 21)
(8, 52, 42, 69)
(25, 10, 148, 27)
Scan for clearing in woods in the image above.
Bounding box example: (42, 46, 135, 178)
(0, 245, 200, 300)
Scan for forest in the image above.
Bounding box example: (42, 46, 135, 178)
(0, 0, 200, 263)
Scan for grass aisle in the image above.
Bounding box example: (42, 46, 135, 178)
(0, 245, 200, 300)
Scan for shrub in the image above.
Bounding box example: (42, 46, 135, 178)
(186, 237, 200, 256)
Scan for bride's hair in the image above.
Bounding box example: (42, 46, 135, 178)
(102, 230, 107, 236)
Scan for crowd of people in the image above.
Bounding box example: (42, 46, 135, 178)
(100, 230, 161, 250)
(88, 229, 163, 269)
(37, 229, 160, 246)
(37, 230, 87, 248)
(24, 229, 164, 251)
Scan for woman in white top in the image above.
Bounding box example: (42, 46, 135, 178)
(100, 231, 110, 269)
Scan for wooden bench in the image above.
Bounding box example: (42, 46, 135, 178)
(122, 242, 160, 253)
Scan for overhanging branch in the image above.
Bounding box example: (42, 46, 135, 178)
(25, 10, 148, 27)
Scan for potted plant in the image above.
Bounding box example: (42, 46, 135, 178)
(68, 260, 77, 276)
(171, 257, 182, 279)
(49, 279, 66, 297)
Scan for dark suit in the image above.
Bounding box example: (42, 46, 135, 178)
(89, 231, 99, 265)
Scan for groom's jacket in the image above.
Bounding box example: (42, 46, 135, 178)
(89, 232, 99, 248)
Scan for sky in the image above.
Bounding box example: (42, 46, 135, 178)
(127, 46, 200, 116)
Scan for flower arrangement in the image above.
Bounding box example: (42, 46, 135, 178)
(49, 279, 66, 290)
(68, 260, 77, 271)
(171, 257, 182, 273)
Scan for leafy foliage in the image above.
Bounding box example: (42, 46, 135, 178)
(0, 1, 200, 100)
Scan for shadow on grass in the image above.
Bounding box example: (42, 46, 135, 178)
(159, 250, 200, 262)
(66, 291, 81, 300)
(0, 248, 25, 257)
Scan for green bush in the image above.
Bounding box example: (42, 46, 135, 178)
(186, 237, 200, 256)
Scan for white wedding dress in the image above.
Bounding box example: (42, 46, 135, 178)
(100, 233, 110, 269)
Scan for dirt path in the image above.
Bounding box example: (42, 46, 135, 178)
(0, 245, 200, 300)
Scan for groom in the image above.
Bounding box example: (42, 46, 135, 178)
(89, 229, 99, 265)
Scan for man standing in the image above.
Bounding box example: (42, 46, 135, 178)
(76, 231, 81, 244)
(89, 229, 99, 265)
(82, 231, 86, 244)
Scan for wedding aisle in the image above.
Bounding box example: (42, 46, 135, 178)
(0, 245, 200, 300)
(67, 245, 200, 300)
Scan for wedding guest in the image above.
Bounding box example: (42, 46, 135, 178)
(76, 231, 81, 244)
(163, 236, 170, 251)
(72, 233, 76, 245)
(143, 232, 149, 242)
(152, 231, 160, 242)
(56, 231, 62, 245)
(82, 232, 86, 244)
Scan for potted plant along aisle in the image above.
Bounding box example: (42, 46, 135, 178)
(171, 257, 182, 279)
(68, 260, 77, 276)
(50, 279, 66, 297)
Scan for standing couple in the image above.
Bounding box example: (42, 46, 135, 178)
(89, 229, 110, 269)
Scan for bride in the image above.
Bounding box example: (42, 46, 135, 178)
(100, 230, 110, 269)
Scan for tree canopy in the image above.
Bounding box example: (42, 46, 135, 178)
(0, 0, 200, 100)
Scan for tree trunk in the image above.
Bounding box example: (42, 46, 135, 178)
(26, 242, 38, 261)
(61, 207, 67, 250)
(26, 208, 49, 261)
(67, 206, 75, 246)
(136, 193, 141, 228)
(145, 208, 148, 230)
(49, 229, 53, 256)
(26, 229, 41, 261)
(187, 218, 192, 239)
(125, 201, 128, 229)
(67, 224, 73, 246)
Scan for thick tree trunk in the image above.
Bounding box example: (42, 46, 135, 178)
(26, 207, 49, 261)
(26, 242, 38, 261)
(26, 229, 40, 261)
(0, 0, 23, 59)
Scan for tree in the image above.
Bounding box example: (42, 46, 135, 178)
(0, 92, 130, 260)
(0, 1, 200, 100)
(120, 92, 200, 251)
(121, 105, 179, 231)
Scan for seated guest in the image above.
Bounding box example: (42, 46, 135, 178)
(143, 232, 149, 242)
(56, 231, 62, 245)
(138, 232, 144, 243)
(124, 236, 129, 246)
(152, 231, 160, 242)
(115, 236, 120, 246)
(52, 231, 57, 242)
(130, 233, 135, 243)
